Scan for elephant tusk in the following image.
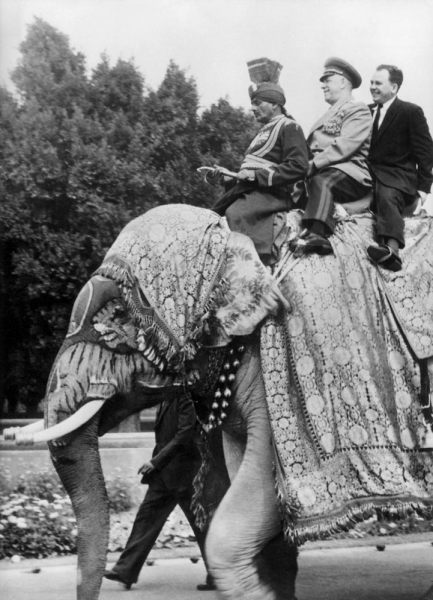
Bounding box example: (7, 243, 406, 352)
(3, 419, 44, 440)
(15, 400, 104, 445)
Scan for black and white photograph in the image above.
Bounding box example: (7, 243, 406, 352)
(1, 1, 433, 599)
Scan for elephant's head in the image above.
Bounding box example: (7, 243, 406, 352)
(5, 204, 286, 600)
(7, 274, 184, 600)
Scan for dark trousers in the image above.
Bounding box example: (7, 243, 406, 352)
(372, 181, 416, 248)
(303, 167, 370, 234)
(111, 477, 207, 584)
(224, 189, 291, 262)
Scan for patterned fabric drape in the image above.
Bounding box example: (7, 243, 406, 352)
(96, 204, 284, 373)
(261, 212, 433, 543)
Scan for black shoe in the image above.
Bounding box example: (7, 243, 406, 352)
(104, 570, 133, 590)
(367, 244, 402, 271)
(294, 232, 333, 255)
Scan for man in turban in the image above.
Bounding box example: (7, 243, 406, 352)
(292, 57, 373, 255)
(210, 58, 309, 265)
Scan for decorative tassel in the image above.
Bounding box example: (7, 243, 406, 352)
(203, 341, 246, 430)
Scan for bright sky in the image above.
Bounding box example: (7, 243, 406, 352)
(1, 0, 433, 132)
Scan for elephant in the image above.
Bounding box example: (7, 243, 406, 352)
(5, 202, 433, 600)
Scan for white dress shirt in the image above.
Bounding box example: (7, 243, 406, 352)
(373, 95, 397, 129)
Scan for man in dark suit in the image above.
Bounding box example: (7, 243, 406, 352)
(367, 64, 433, 271)
(104, 394, 224, 591)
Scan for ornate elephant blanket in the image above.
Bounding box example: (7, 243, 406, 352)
(96, 204, 285, 374)
(261, 211, 433, 543)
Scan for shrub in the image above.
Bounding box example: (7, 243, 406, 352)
(0, 492, 77, 558)
(0, 469, 135, 559)
(106, 475, 135, 513)
(14, 470, 66, 501)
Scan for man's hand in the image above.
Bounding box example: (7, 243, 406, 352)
(197, 165, 241, 183)
(237, 169, 255, 181)
(138, 461, 156, 477)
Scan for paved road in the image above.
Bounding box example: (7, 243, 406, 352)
(2, 541, 433, 599)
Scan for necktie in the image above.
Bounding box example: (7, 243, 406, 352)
(372, 103, 382, 138)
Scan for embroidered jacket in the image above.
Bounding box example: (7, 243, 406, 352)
(241, 114, 309, 191)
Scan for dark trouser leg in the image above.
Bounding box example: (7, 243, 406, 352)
(373, 182, 409, 249)
(225, 192, 290, 262)
(111, 479, 176, 583)
(304, 167, 370, 234)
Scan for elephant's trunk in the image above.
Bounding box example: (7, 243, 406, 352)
(49, 415, 108, 600)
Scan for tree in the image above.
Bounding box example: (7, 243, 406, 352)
(12, 17, 88, 115)
(144, 60, 200, 167)
(0, 20, 263, 414)
(198, 98, 257, 170)
(90, 55, 146, 127)
(138, 61, 206, 205)
(0, 20, 126, 412)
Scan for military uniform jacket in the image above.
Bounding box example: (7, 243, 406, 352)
(368, 97, 433, 195)
(308, 98, 373, 187)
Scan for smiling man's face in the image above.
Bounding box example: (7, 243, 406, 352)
(370, 69, 398, 105)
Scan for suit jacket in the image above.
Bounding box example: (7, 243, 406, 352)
(308, 97, 372, 187)
(149, 394, 201, 491)
(368, 97, 433, 195)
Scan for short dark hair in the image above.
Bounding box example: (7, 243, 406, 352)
(376, 64, 403, 90)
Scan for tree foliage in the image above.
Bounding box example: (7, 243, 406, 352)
(0, 18, 255, 414)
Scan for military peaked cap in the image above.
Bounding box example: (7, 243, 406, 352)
(320, 57, 362, 89)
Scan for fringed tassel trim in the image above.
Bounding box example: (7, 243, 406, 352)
(96, 255, 233, 377)
(280, 499, 433, 546)
(96, 258, 183, 373)
(95, 257, 135, 289)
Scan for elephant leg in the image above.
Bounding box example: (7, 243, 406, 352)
(222, 431, 298, 598)
(222, 429, 245, 482)
(205, 396, 284, 600)
(49, 417, 109, 600)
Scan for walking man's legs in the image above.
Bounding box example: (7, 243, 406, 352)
(106, 479, 176, 585)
